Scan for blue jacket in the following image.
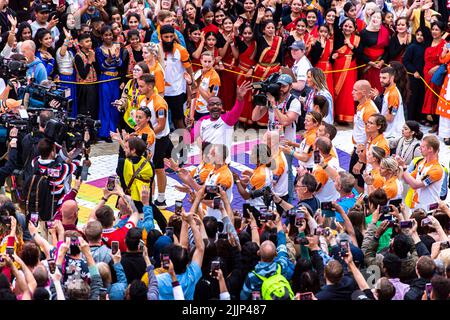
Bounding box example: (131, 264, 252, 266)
(150, 29, 186, 48)
(27, 58, 48, 84)
(114, 205, 155, 232)
(240, 231, 295, 300)
(108, 262, 128, 300)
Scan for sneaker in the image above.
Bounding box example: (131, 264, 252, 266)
(154, 199, 167, 209)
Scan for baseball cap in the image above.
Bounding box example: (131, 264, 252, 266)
(36, 4, 51, 13)
(289, 40, 306, 51)
(277, 74, 293, 86)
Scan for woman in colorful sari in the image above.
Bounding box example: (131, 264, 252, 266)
(358, 10, 390, 93)
(96, 25, 123, 142)
(251, 18, 284, 126)
(422, 21, 446, 134)
(437, 45, 450, 145)
(217, 16, 237, 112)
(232, 19, 257, 125)
(310, 24, 334, 99)
(331, 17, 360, 124)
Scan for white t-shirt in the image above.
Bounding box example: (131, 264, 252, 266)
(292, 55, 312, 83)
(381, 85, 405, 139)
(199, 117, 234, 163)
(268, 95, 302, 142)
(163, 44, 188, 97)
(314, 157, 341, 202)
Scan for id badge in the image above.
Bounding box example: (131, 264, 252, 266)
(47, 168, 60, 178)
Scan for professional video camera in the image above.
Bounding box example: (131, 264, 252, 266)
(45, 114, 101, 149)
(0, 56, 27, 81)
(18, 82, 72, 111)
(0, 112, 36, 144)
(252, 73, 281, 106)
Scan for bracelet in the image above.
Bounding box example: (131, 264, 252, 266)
(322, 163, 328, 170)
(172, 280, 180, 287)
(275, 198, 283, 205)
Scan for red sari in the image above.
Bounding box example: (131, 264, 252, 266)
(333, 34, 360, 123)
(316, 38, 335, 99)
(253, 36, 282, 126)
(236, 40, 257, 124)
(218, 44, 237, 112)
(422, 39, 446, 115)
(361, 26, 390, 93)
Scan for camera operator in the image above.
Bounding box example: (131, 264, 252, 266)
(0, 127, 19, 186)
(251, 74, 302, 203)
(0, 53, 28, 101)
(20, 109, 54, 182)
(30, 138, 81, 211)
(20, 40, 48, 84)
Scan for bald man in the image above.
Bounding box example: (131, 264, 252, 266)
(240, 213, 294, 300)
(60, 200, 85, 237)
(350, 80, 379, 189)
(20, 40, 47, 84)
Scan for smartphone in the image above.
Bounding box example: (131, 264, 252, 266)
(213, 196, 221, 210)
(174, 200, 183, 215)
(5, 246, 14, 256)
(389, 199, 402, 207)
(217, 232, 228, 240)
(425, 283, 432, 300)
(30, 213, 39, 227)
(48, 258, 56, 274)
(294, 237, 309, 245)
(421, 217, 432, 227)
(428, 203, 439, 211)
(161, 253, 170, 269)
(7, 236, 15, 247)
(399, 220, 413, 229)
(339, 240, 349, 257)
(99, 288, 108, 301)
(380, 205, 391, 215)
(165, 227, 174, 238)
(138, 240, 145, 252)
(252, 291, 261, 300)
(295, 212, 305, 227)
(211, 259, 220, 277)
(440, 241, 450, 250)
(106, 175, 116, 191)
(299, 292, 313, 300)
(205, 185, 219, 194)
(321, 202, 333, 211)
(111, 241, 119, 255)
(313, 150, 321, 164)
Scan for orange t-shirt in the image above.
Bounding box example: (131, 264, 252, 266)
(383, 176, 401, 200)
(371, 168, 385, 189)
(367, 134, 390, 157)
(135, 124, 155, 147)
(148, 62, 165, 95)
(190, 161, 214, 185)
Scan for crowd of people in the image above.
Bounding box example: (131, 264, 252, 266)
(0, 0, 450, 301)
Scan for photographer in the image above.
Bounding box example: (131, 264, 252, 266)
(251, 74, 301, 202)
(20, 110, 54, 182)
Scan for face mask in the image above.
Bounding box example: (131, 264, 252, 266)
(162, 39, 174, 52)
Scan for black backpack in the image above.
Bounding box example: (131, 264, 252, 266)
(22, 161, 58, 222)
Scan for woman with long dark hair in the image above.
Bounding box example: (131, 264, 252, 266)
(34, 28, 55, 78)
(331, 17, 360, 124)
(96, 25, 123, 142)
(232, 19, 257, 125)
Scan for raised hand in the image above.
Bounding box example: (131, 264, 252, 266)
(236, 80, 252, 101)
